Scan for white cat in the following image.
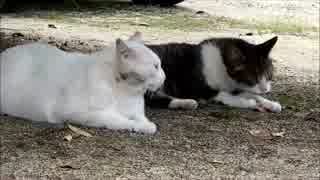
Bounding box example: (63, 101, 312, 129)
(0, 32, 165, 134)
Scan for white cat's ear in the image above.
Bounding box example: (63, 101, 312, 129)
(116, 38, 131, 58)
(128, 31, 143, 43)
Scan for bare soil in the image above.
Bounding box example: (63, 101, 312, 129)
(0, 1, 319, 179)
(181, 0, 320, 27)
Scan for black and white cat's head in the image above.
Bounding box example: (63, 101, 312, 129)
(115, 32, 165, 92)
(201, 36, 278, 94)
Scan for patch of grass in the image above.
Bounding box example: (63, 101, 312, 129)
(251, 20, 318, 34)
(15, 2, 319, 34)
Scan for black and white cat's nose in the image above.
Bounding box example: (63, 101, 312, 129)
(260, 86, 271, 94)
(260, 87, 269, 93)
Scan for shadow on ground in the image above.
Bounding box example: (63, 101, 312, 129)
(0, 29, 319, 179)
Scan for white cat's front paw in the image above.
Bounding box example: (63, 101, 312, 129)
(168, 99, 198, 110)
(259, 100, 282, 113)
(133, 121, 157, 134)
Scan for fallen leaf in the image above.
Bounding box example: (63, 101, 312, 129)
(130, 22, 150, 27)
(59, 165, 80, 170)
(207, 160, 224, 165)
(63, 134, 73, 142)
(67, 124, 93, 137)
(195, 10, 205, 14)
(249, 129, 273, 140)
(12, 32, 24, 37)
(48, 24, 57, 29)
(271, 131, 285, 137)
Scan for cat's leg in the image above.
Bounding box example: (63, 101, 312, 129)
(169, 98, 198, 110)
(73, 110, 156, 134)
(131, 115, 157, 134)
(237, 92, 282, 113)
(73, 110, 135, 130)
(213, 91, 258, 110)
(145, 91, 198, 110)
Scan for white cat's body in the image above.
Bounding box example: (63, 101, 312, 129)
(0, 33, 165, 134)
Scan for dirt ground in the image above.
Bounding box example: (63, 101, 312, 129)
(0, 1, 320, 179)
(181, 0, 320, 28)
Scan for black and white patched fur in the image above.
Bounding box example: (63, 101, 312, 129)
(145, 36, 281, 112)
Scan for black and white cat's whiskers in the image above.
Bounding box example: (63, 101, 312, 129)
(146, 36, 282, 112)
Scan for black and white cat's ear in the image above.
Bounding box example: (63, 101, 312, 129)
(128, 31, 143, 43)
(116, 38, 131, 58)
(257, 36, 278, 56)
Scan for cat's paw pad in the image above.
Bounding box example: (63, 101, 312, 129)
(133, 121, 157, 134)
(260, 100, 282, 113)
(168, 99, 198, 110)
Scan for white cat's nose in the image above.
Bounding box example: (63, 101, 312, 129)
(161, 70, 166, 84)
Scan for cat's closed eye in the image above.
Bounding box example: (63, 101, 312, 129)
(154, 64, 159, 70)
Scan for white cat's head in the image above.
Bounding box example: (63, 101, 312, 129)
(115, 32, 165, 92)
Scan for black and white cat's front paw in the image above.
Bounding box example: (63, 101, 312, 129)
(257, 100, 282, 113)
(168, 99, 199, 110)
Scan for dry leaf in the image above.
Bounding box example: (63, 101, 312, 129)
(63, 134, 73, 142)
(59, 165, 80, 170)
(207, 160, 224, 165)
(249, 129, 273, 140)
(271, 131, 285, 137)
(130, 22, 150, 27)
(67, 124, 93, 137)
(12, 32, 24, 37)
(48, 24, 57, 29)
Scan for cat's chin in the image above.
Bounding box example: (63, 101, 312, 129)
(240, 87, 269, 95)
(147, 86, 161, 93)
(245, 91, 267, 95)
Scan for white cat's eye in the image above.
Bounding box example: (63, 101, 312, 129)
(154, 64, 159, 69)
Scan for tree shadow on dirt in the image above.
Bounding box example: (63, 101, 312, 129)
(0, 32, 319, 179)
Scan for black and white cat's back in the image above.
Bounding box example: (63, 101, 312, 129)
(146, 36, 282, 112)
(146, 43, 210, 110)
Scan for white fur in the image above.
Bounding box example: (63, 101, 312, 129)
(214, 91, 281, 112)
(201, 43, 238, 91)
(237, 92, 281, 112)
(201, 43, 281, 112)
(214, 92, 258, 109)
(243, 77, 272, 94)
(168, 99, 198, 110)
(0, 33, 165, 133)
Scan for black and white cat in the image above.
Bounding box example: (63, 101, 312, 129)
(145, 36, 281, 112)
(0, 32, 165, 134)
